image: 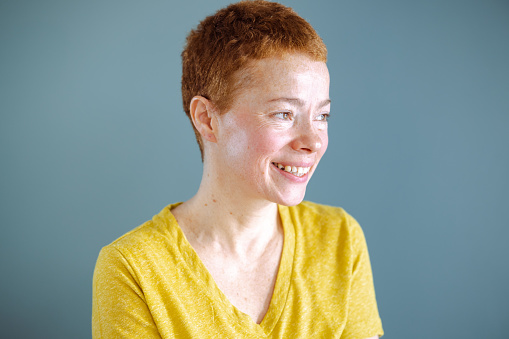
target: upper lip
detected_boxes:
[272,161,314,168]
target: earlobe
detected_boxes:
[190,96,218,143]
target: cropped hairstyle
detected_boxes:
[181,0,327,159]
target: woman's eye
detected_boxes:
[317,113,330,121]
[274,112,292,120]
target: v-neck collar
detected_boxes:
[160,203,295,336]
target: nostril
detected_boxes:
[290,133,323,153]
[301,142,321,153]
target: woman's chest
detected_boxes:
[199,248,282,324]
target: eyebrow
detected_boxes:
[267,97,331,108]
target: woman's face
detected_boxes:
[211,53,330,206]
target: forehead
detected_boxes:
[232,53,330,104]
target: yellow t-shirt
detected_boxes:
[92,201,383,338]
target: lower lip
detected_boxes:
[271,163,310,183]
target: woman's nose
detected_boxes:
[290,123,324,153]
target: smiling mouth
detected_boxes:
[272,162,311,177]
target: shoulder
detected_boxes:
[289,200,347,217]
[283,200,368,258]
[96,203,180,267]
[106,220,162,256]
[286,200,363,236]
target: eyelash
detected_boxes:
[274,111,292,120]
[273,111,330,122]
[317,113,330,122]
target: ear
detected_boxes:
[189,96,218,143]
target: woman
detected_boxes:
[92,1,383,338]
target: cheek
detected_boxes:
[221,119,251,158]
[222,125,275,164]
[254,131,284,154]
[219,112,285,164]
[224,132,247,158]
[238,123,280,153]
[319,132,329,157]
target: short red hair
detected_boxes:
[181,0,327,159]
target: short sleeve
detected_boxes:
[92,245,162,338]
[341,216,384,339]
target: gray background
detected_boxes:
[1,0,508,338]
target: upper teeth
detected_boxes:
[273,162,311,177]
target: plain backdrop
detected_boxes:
[1,0,508,338]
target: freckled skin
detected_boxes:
[210,53,330,207]
[171,53,330,324]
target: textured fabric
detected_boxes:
[92,201,383,338]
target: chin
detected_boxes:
[279,200,304,207]
[272,190,307,207]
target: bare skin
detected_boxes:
[173,55,380,339]
[172,199,283,324]
[173,53,331,324]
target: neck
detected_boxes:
[172,162,282,257]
